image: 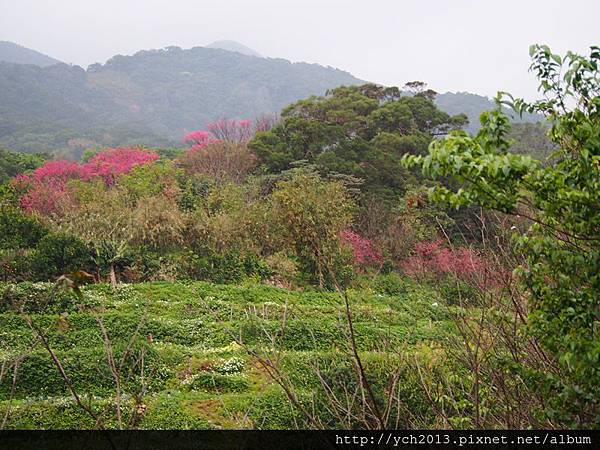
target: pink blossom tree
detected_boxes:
[400,240,503,290]
[80,147,159,185]
[183,130,215,152]
[14,148,159,215]
[340,230,383,270]
[13,161,83,215]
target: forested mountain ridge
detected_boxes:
[0,45,363,155]
[0,41,62,67]
[0,42,541,156]
[435,91,541,133]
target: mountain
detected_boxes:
[0,45,363,155]
[436,91,541,133]
[0,41,62,67]
[0,42,541,156]
[206,40,262,57]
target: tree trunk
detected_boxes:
[109,264,117,288]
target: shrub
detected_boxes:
[29,233,92,281]
[264,253,298,288]
[370,273,410,296]
[193,252,270,284]
[80,147,159,185]
[0,249,32,282]
[214,356,245,375]
[0,281,81,313]
[401,46,600,426]
[400,240,500,291]
[177,141,257,184]
[0,206,48,250]
[139,393,211,429]
[14,148,159,215]
[186,373,249,393]
[270,171,354,287]
[437,279,480,306]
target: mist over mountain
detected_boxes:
[0,41,62,67]
[206,40,263,57]
[0,41,540,156]
[435,91,541,134]
[0,44,362,154]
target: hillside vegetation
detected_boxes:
[0,44,597,430]
[0,46,362,155]
[435,91,541,133]
[0,41,62,67]
[0,42,542,157]
[0,280,449,429]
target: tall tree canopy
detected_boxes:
[250,83,467,199]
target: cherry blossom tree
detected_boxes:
[14,148,159,215]
[340,230,383,269]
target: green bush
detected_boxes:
[370,273,410,296]
[0,397,130,429]
[29,233,92,281]
[193,252,271,284]
[0,249,32,282]
[0,206,47,250]
[139,392,211,429]
[0,282,80,313]
[246,388,306,429]
[0,344,172,399]
[437,278,480,306]
[186,373,249,393]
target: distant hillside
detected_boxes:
[0,45,363,154]
[436,91,541,133]
[0,41,62,67]
[206,40,262,57]
[0,42,542,156]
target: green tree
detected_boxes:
[402,45,600,427]
[250,83,467,200]
[270,171,354,286]
[0,205,48,250]
[29,233,91,281]
[0,148,47,184]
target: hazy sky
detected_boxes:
[1,0,598,99]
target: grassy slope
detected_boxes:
[0,281,450,429]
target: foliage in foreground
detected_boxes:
[0,280,448,429]
[403,45,600,427]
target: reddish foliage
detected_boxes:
[13,160,84,215]
[14,148,158,215]
[21,160,82,182]
[80,148,159,185]
[401,240,502,290]
[340,230,383,269]
[183,130,216,151]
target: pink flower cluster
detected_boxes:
[14,148,158,215]
[81,148,159,185]
[183,130,215,152]
[401,240,501,290]
[340,230,383,269]
[183,118,255,152]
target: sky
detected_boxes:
[1,0,598,99]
